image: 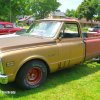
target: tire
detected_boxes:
[16,60,47,90]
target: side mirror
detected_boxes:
[58,35,63,41]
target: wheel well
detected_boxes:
[16,58,50,79]
[33,58,50,73]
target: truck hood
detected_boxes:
[0,34,56,52]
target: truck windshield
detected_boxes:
[25,21,62,38]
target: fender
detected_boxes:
[13,55,50,80]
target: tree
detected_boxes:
[30,0,61,19]
[65,9,78,18]
[92,0,100,21]
[94,15,100,21]
[0,0,33,22]
[89,0,99,14]
[0,0,61,22]
[77,0,98,27]
[0,0,10,21]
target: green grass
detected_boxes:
[66,26,89,33]
[22,25,30,28]
[82,27,89,32]
[18,25,30,28]
[0,60,100,100]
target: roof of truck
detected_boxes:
[37,18,79,22]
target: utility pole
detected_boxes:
[10,0,11,22]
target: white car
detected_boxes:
[88,26,100,32]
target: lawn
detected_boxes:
[0,60,100,100]
[82,27,89,32]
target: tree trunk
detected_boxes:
[43,10,45,19]
[91,19,93,28]
[40,10,42,19]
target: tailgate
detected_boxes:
[84,37,100,61]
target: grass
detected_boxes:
[18,25,30,28]
[22,25,30,28]
[0,60,100,100]
[82,27,89,32]
[66,26,89,33]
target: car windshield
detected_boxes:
[24,21,62,38]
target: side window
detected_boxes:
[60,23,80,38]
[5,24,13,28]
[0,24,4,28]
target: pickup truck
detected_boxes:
[0,19,100,90]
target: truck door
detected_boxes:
[57,22,85,69]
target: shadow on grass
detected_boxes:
[0,60,100,99]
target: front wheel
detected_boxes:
[16,60,47,90]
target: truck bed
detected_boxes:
[84,37,100,61]
[86,32,100,38]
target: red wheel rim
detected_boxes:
[26,68,42,85]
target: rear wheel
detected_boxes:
[16,60,47,90]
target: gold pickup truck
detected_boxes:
[0,19,100,90]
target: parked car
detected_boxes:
[0,22,21,35]
[88,26,100,32]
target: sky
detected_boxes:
[58,0,83,12]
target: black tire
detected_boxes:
[16,60,47,90]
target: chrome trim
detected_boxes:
[0,58,4,74]
[0,56,8,84]
[0,75,8,84]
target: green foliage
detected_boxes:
[93,0,100,21]
[0,0,33,22]
[77,0,99,27]
[89,0,99,15]
[94,15,100,21]
[0,0,61,22]
[82,27,89,30]
[30,0,61,19]
[65,9,78,18]
[82,27,89,32]
[0,0,10,21]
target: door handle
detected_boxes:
[79,42,83,44]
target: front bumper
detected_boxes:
[0,74,8,84]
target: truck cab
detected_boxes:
[55,20,85,69]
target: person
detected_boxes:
[97,29,100,34]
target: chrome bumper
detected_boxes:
[0,74,8,84]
